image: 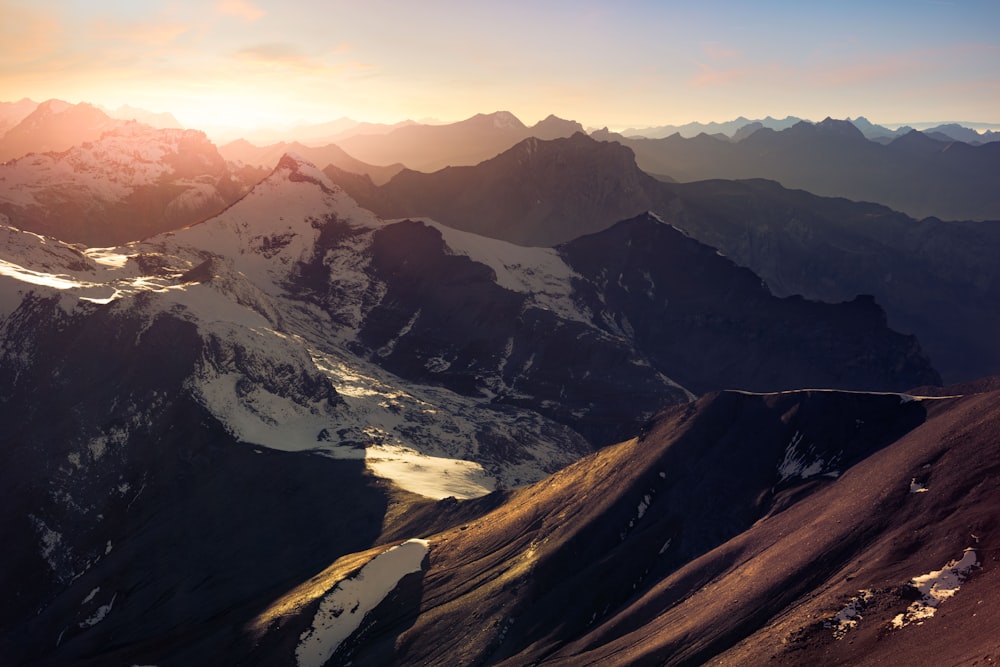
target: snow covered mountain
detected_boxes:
[0,122,265,245]
[0,152,941,664]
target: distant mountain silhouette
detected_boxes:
[219,138,404,184]
[621,115,804,138]
[335,132,654,245]
[336,111,585,172]
[0,98,38,138]
[327,132,1000,384]
[0,99,123,162]
[106,104,183,129]
[594,118,1000,221]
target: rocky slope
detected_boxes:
[236,384,1000,667]
[30,383,991,666]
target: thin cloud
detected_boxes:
[702,42,741,61]
[217,0,265,22]
[689,63,747,87]
[0,5,63,65]
[234,44,323,69]
[90,20,189,47]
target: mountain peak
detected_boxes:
[815,117,867,139]
[532,114,585,138]
[273,152,338,191]
[474,110,525,130]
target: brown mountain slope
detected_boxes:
[244,387,1000,666]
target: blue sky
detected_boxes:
[1,0,997,133]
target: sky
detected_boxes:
[1,0,998,136]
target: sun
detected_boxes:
[168,94,297,134]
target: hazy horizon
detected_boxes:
[2,0,997,137]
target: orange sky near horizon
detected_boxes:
[2,0,998,138]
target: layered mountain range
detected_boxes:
[329,132,1000,385]
[1,98,998,666]
[595,118,1000,222]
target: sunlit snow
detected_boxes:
[891,547,979,629]
[296,539,429,667]
[365,445,495,499]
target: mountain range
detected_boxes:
[329,131,1000,385]
[1,97,998,665]
[335,111,585,172]
[621,114,1000,144]
[594,118,1000,222]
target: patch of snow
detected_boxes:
[636,494,652,519]
[31,517,63,573]
[418,219,592,324]
[910,478,929,493]
[825,589,873,639]
[0,258,90,290]
[296,539,429,667]
[891,548,979,629]
[79,593,116,628]
[364,444,495,499]
[82,587,100,604]
[376,309,420,358]
[777,430,835,481]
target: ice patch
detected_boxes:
[296,539,429,667]
[891,548,979,629]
